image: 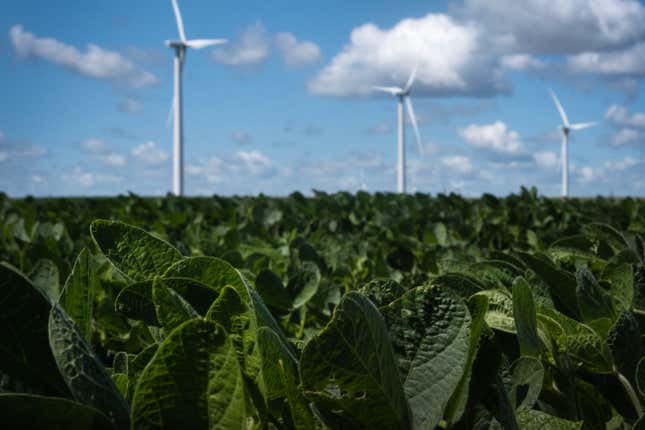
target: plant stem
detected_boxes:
[616,370,643,418]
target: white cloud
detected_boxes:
[81,138,107,153]
[212,22,269,66]
[100,153,127,167]
[567,42,645,76]
[441,155,472,174]
[533,151,559,169]
[0,151,7,162]
[233,151,273,176]
[458,121,522,154]
[131,141,169,165]
[118,97,143,114]
[15,146,47,158]
[31,175,47,185]
[461,0,645,54]
[604,156,638,170]
[611,128,642,146]
[10,25,158,88]
[231,130,253,145]
[501,54,545,71]
[64,166,95,188]
[579,166,598,183]
[367,122,392,135]
[275,33,321,66]
[605,104,645,128]
[308,14,506,97]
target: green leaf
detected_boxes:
[509,357,543,410]
[131,319,248,430]
[637,357,645,396]
[152,279,199,334]
[360,278,405,308]
[444,294,489,425]
[512,277,540,357]
[607,311,642,380]
[255,269,291,312]
[0,262,68,396]
[290,261,321,309]
[60,249,97,342]
[29,259,60,302]
[90,220,183,282]
[601,263,633,314]
[0,393,113,430]
[515,409,582,429]
[576,267,616,323]
[473,289,515,333]
[582,223,629,253]
[381,285,470,430]
[300,291,410,430]
[49,303,130,429]
[515,251,579,318]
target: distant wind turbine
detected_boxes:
[373,65,424,194]
[548,89,597,198]
[166,0,227,196]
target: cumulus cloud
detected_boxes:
[131,141,169,165]
[212,22,269,66]
[100,153,127,167]
[10,25,158,88]
[231,130,253,145]
[118,97,143,114]
[533,151,559,169]
[188,150,275,185]
[460,0,645,54]
[0,151,7,162]
[275,32,321,66]
[367,122,392,135]
[604,156,638,171]
[81,138,107,153]
[567,42,645,76]
[501,54,545,71]
[458,121,522,154]
[611,128,642,146]
[308,14,507,97]
[441,155,472,174]
[605,104,645,128]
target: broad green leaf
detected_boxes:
[444,294,489,425]
[300,291,410,430]
[90,220,183,281]
[537,308,614,374]
[112,373,129,399]
[49,303,130,429]
[290,261,321,308]
[515,251,579,318]
[0,262,68,396]
[0,393,113,430]
[509,357,543,410]
[152,279,199,334]
[256,327,318,429]
[576,267,616,323]
[638,357,645,396]
[360,278,405,307]
[601,263,633,313]
[583,223,629,253]
[607,311,642,381]
[60,249,96,342]
[516,409,582,429]
[29,258,60,302]
[473,289,515,333]
[381,285,470,430]
[131,319,248,430]
[254,269,291,312]
[432,273,484,298]
[512,277,540,357]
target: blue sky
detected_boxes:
[1,0,643,197]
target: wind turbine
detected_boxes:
[548,89,597,198]
[373,65,423,194]
[166,0,227,196]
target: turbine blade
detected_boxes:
[405,97,423,156]
[548,88,570,127]
[167,95,175,128]
[171,0,187,42]
[372,86,402,95]
[185,38,228,49]
[403,62,418,93]
[569,121,598,131]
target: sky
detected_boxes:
[1,0,644,198]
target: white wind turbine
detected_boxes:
[166,0,227,196]
[548,89,597,198]
[373,65,424,194]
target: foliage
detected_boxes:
[0,188,644,429]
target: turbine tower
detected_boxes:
[166,0,226,196]
[548,89,597,198]
[373,65,423,194]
